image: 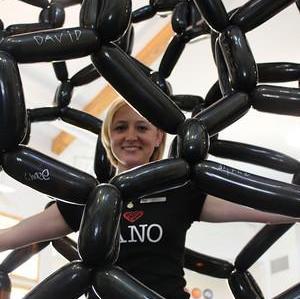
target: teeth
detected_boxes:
[123,146,141,150]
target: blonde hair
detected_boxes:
[101,98,166,167]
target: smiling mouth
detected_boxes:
[122,146,142,151]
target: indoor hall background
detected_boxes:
[0,0,299,298]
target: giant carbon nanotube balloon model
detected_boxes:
[0,0,300,298]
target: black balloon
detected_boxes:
[219,26,257,92]
[209,139,300,173]
[23,262,92,299]
[95,0,131,42]
[1,28,100,63]
[230,0,295,33]
[53,61,68,81]
[54,81,73,108]
[215,40,233,96]
[86,288,100,299]
[159,35,186,78]
[70,64,100,86]
[150,0,180,11]
[92,44,185,134]
[19,0,49,8]
[60,107,102,134]
[244,271,265,299]
[195,92,250,136]
[297,0,300,11]
[0,51,26,151]
[235,224,293,271]
[258,62,300,83]
[28,107,60,122]
[184,248,233,278]
[115,24,135,55]
[177,118,209,163]
[210,29,218,63]
[52,237,79,261]
[183,20,211,42]
[110,158,190,200]
[5,23,53,35]
[228,270,264,299]
[150,72,172,95]
[171,94,204,112]
[79,0,100,29]
[205,81,222,107]
[131,57,152,75]
[93,266,165,299]
[94,132,115,183]
[2,145,97,205]
[0,242,49,273]
[191,102,206,117]
[21,115,31,146]
[251,85,300,116]
[132,5,156,23]
[39,3,65,28]
[192,0,229,32]
[55,0,83,8]
[189,0,203,27]
[78,184,122,266]
[171,1,189,34]
[193,160,300,217]
[273,282,300,299]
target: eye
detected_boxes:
[137,125,149,132]
[113,124,127,132]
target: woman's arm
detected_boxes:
[0,203,72,252]
[200,195,300,224]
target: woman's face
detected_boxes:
[110,104,163,172]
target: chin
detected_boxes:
[125,159,147,169]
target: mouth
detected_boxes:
[122,146,142,151]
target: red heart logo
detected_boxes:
[123,211,144,223]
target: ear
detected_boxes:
[155,129,164,147]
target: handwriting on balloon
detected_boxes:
[25,169,50,181]
[33,29,82,46]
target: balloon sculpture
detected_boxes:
[0,0,300,298]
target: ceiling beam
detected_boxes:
[51,22,173,155]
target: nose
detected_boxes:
[125,126,138,141]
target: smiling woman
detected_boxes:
[102,99,166,173]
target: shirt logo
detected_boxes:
[120,224,163,243]
[123,211,144,223]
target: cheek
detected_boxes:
[144,135,158,151]
[110,141,120,155]
[110,133,120,146]
[109,138,120,156]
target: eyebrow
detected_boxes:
[113,120,127,124]
[136,120,150,125]
[113,120,149,125]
